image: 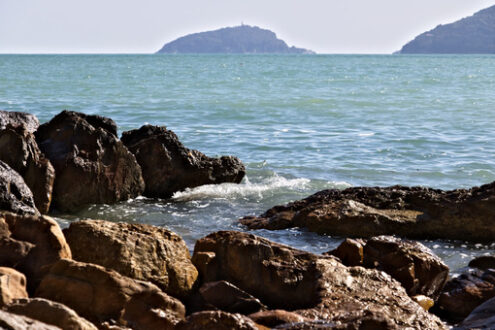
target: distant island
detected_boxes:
[156,25,315,54]
[399,5,495,54]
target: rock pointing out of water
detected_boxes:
[0,110,40,134]
[0,161,38,215]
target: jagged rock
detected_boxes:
[325,238,364,267]
[36,259,185,329]
[0,125,54,213]
[249,310,310,328]
[192,231,446,329]
[240,183,495,242]
[455,296,495,330]
[0,267,28,306]
[0,161,38,215]
[0,110,39,133]
[199,280,265,314]
[175,311,259,330]
[121,125,245,198]
[6,298,97,330]
[35,110,144,212]
[0,212,71,293]
[64,220,198,299]
[469,255,495,271]
[0,309,60,330]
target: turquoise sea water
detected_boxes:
[1,54,494,272]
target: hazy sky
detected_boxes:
[1,0,494,54]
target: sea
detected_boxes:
[1,54,494,274]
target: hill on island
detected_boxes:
[399,5,495,54]
[157,25,315,54]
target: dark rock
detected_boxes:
[0,125,55,213]
[0,110,39,133]
[469,255,495,271]
[455,296,495,330]
[325,238,364,267]
[240,183,495,242]
[175,311,260,330]
[0,267,28,306]
[35,110,144,212]
[121,125,245,198]
[0,161,38,215]
[0,309,60,330]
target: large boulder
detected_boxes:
[192,231,446,329]
[64,220,198,299]
[455,296,495,330]
[0,267,28,306]
[0,212,71,292]
[0,125,55,213]
[175,311,260,330]
[35,110,144,212]
[240,183,495,242]
[0,110,39,133]
[36,259,185,329]
[0,161,38,215]
[0,309,60,330]
[121,125,245,198]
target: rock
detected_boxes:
[36,259,185,329]
[240,183,495,242]
[0,110,39,133]
[6,298,97,330]
[121,125,245,198]
[0,212,71,293]
[437,268,495,322]
[35,110,144,212]
[0,267,28,306]
[249,310,310,328]
[455,296,495,330]
[412,295,435,311]
[192,231,446,329]
[64,220,198,299]
[325,238,364,267]
[0,309,60,330]
[0,125,55,213]
[0,161,38,215]
[175,311,260,330]
[199,280,265,314]
[469,255,495,271]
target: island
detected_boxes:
[399,4,495,54]
[156,25,315,54]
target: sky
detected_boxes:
[1,0,494,54]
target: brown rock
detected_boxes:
[0,125,55,213]
[64,220,198,299]
[121,125,245,198]
[240,183,495,242]
[455,296,495,330]
[36,259,185,329]
[6,298,97,330]
[469,255,495,271]
[0,309,60,330]
[175,311,259,330]
[0,212,71,293]
[192,231,446,329]
[0,110,39,133]
[249,310,310,328]
[0,161,38,215]
[0,267,28,306]
[35,110,144,212]
[325,238,364,267]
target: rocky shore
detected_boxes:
[0,109,493,329]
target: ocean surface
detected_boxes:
[1,54,494,273]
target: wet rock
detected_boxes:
[175,311,259,330]
[36,259,185,329]
[199,280,265,314]
[249,310,310,328]
[192,231,446,329]
[455,296,495,330]
[325,238,364,267]
[6,298,97,330]
[64,220,198,299]
[35,110,144,212]
[469,255,495,271]
[0,161,38,215]
[0,110,39,133]
[0,125,55,213]
[240,183,495,242]
[121,125,245,198]
[0,309,60,330]
[437,268,495,322]
[0,212,71,293]
[0,267,28,306]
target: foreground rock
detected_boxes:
[175,311,260,330]
[6,298,97,330]
[0,125,55,213]
[0,161,38,215]
[0,212,71,292]
[64,220,198,299]
[121,125,245,198]
[36,259,185,329]
[241,183,495,242]
[0,110,39,133]
[192,231,446,328]
[0,267,28,306]
[35,110,144,212]
[0,309,59,330]
[455,296,495,330]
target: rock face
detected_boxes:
[192,231,446,329]
[64,220,198,299]
[121,125,245,198]
[0,267,28,306]
[0,212,71,292]
[6,298,97,330]
[35,110,144,212]
[0,110,39,133]
[0,125,55,214]
[36,259,185,329]
[157,25,314,54]
[0,161,38,215]
[0,309,60,330]
[175,311,259,330]
[240,183,495,242]
[455,296,495,330]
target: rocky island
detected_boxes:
[156,25,315,54]
[399,4,495,54]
